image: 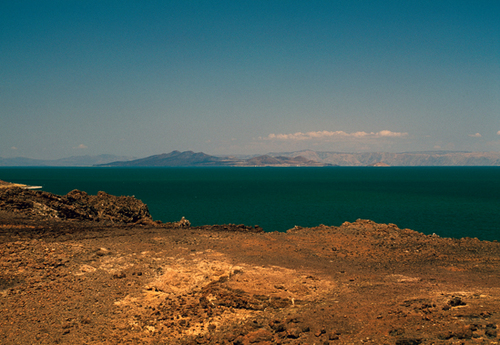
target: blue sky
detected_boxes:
[1,0,499,159]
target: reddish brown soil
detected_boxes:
[1,197,500,344]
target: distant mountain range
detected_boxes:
[268,150,500,166]
[2,150,500,167]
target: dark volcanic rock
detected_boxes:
[447,296,467,307]
[0,187,153,224]
[396,338,423,345]
[195,224,264,233]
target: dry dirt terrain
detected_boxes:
[0,185,499,345]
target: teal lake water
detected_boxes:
[1,167,499,241]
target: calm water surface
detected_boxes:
[1,167,499,241]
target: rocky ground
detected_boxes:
[0,186,499,344]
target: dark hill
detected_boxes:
[97,151,328,167]
[98,151,230,167]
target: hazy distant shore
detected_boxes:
[2,150,500,167]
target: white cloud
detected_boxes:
[468,133,482,137]
[497,131,500,135]
[11,146,17,150]
[74,144,88,149]
[377,130,408,137]
[266,130,408,141]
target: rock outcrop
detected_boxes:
[0,187,153,224]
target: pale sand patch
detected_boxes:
[114,250,336,339]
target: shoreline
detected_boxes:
[0,180,42,190]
